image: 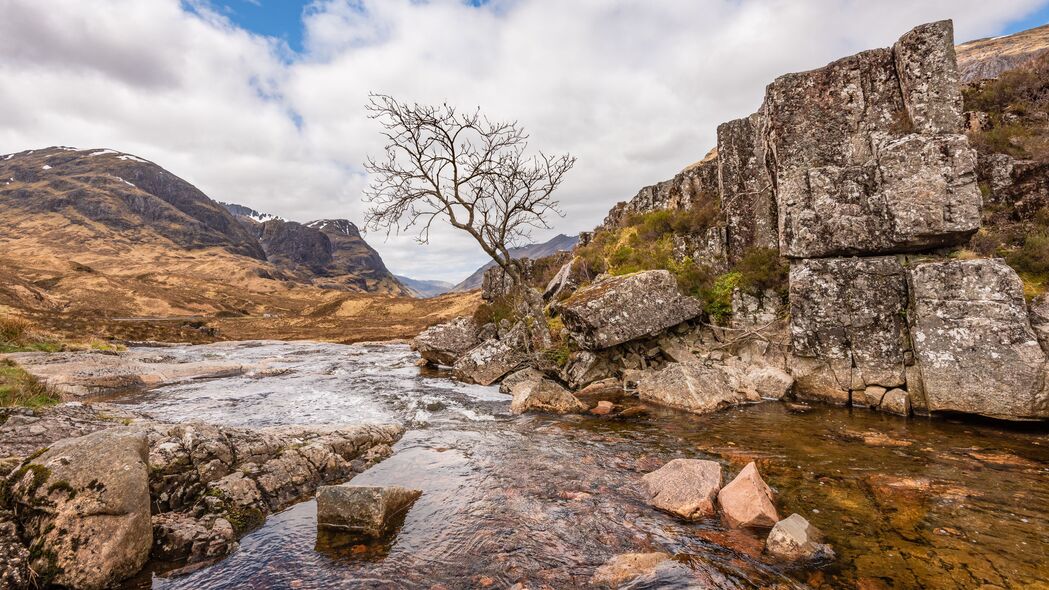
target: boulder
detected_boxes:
[641,458,723,520]
[880,388,911,416]
[553,270,703,350]
[452,323,528,386]
[411,316,479,367]
[562,350,616,389]
[498,367,544,395]
[543,257,585,302]
[731,288,785,330]
[589,401,615,416]
[789,256,909,404]
[717,462,779,529]
[591,552,672,587]
[907,259,1048,419]
[765,20,979,259]
[743,365,794,400]
[316,485,422,538]
[6,428,152,590]
[510,378,587,415]
[638,363,754,415]
[766,513,835,563]
[862,386,888,408]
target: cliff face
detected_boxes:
[578,20,1048,420]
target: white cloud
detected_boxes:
[0,0,1044,281]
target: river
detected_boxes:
[110,340,1048,589]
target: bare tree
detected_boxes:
[363,93,575,333]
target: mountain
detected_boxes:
[452,234,579,292]
[0,147,418,326]
[956,23,1049,82]
[220,205,406,295]
[395,275,456,298]
[1,147,266,260]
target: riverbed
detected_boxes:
[110,340,1049,589]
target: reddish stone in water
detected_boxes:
[717,462,780,529]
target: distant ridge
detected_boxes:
[452,233,579,292]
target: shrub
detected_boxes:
[735,247,789,296]
[473,295,517,326]
[1007,233,1049,278]
[702,272,741,324]
[0,316,29,344]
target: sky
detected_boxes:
[1,1,1047,282]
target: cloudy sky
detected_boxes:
[1,0,1047,282]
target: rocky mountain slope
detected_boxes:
[956,22,1049,82]
[452,234,579,291]
[220,203,406,295]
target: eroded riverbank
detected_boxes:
[76,340,1049,590]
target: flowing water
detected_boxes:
[112,341,1049,589]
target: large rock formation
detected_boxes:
[766,21,980,259]
[907,259,1048,419]
[554,270,703,349]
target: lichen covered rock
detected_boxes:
[638,362,756,415]
[411,316,480,367]
[6,428,152,590]
[452,322,529,386]
[907,258,1048,419]
[766,20,980,259]
[554,270,703,350]
[642,458,723,520]
[509,378,587,415]
[789,257,909,404]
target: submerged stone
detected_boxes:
[766,513,835,563]
[591,552,672,587]
[316,485,422,538]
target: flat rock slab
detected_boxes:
[316,485,422,538]
[591,552,671,587]
[1,350,250,398]
[642,458,723,520]
[553,270,703,350]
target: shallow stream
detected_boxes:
[112,341,1048,589]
